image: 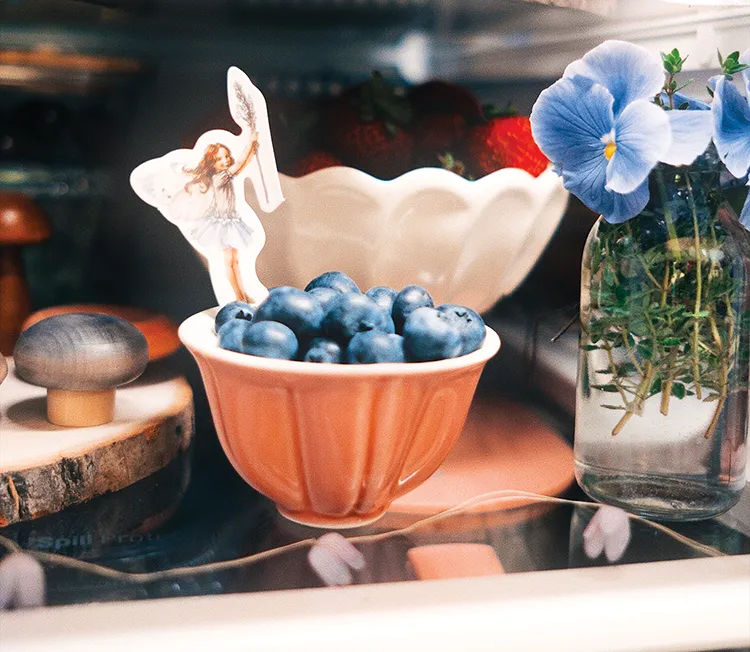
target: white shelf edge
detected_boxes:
[2,555,749,652]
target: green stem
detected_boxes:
[619,328,644,376]
[601,337,631,408]
[656,167,682,262]
[687,176,703,399]
[660,350,678,416]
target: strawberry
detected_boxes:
[290,151,342,177]
[412,113,467,165]
[324,72,414,179]
[465,115,548,178]
[408,81,483,122]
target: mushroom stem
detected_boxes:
[47,388,116,427]
[0,246,31,356]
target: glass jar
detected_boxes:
[575,150,750,521]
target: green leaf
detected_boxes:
[671,382,686,399]
[678,102,690,110]
[703,394,722,403]
[581,344,601,351]
[662,337,684,346]
[591,384,620,393]
[600,405,627,411]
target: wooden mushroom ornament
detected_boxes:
[13,313,148,427]
[0,355,7,386]
[0,193,51,356]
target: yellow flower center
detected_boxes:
[604,141,617,160]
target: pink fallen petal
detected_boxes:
[0,553,46,609]
[308,543,353,586]
[583,506,631,563]
[317,533,366,571]
[599,507,631,562]
[582,520,605,559]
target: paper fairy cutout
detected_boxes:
[130,67,283,306]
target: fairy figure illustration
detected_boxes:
[130,67,284,306]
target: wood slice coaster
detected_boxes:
[0,357,194,526]
[386,398,574,527]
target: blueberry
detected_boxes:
[215,300,255,332]
[241,321,298,359]
[366,286,398,314]
[403,307,462,362]
[307,287,339,312]
[217,318,254,353]
[392,285,434,333]
[436,304,486,355]
[304,271,361,295]
[302,337,343,363]
[322,293,395,342]
[347,332,405,364]
[254,286,324,341]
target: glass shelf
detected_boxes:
[1,396,747,607]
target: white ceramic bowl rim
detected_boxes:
[282,164,555,192]
[179,308,501,377]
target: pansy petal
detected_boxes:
[564,40,665,116]
[707,75,723,94]
[606,100,670,194]
[560,148,610,214]
[659,91,711,111]
[607,180,651,224]
[713,77,750,178]
[661,108,714,166]
[740,182,750,231]
[740,49,750,98]
[531,76,614,168]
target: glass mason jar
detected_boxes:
[575,150,750,521]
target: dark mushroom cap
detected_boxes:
[13,313,148,391]
[0,355,7,385]
[0,194,51,245]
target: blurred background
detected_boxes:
[1,0,747,322]
[1,0,748,441]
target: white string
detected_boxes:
[0,490,724,585]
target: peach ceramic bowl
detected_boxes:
[179,308,500,529]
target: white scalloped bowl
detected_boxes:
[246,166,568,314]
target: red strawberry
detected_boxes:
[324,72,414,179]
[466,115,548,178]
[412,113,467,164]
[290,151,342,177]
[409,81,483,121]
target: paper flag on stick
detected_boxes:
[130,67,284,306]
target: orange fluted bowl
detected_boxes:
[179,308,500,529]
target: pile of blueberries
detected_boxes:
[215,271,485,364]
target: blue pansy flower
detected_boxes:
[713,49,750,227]
[530,40,714,224]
